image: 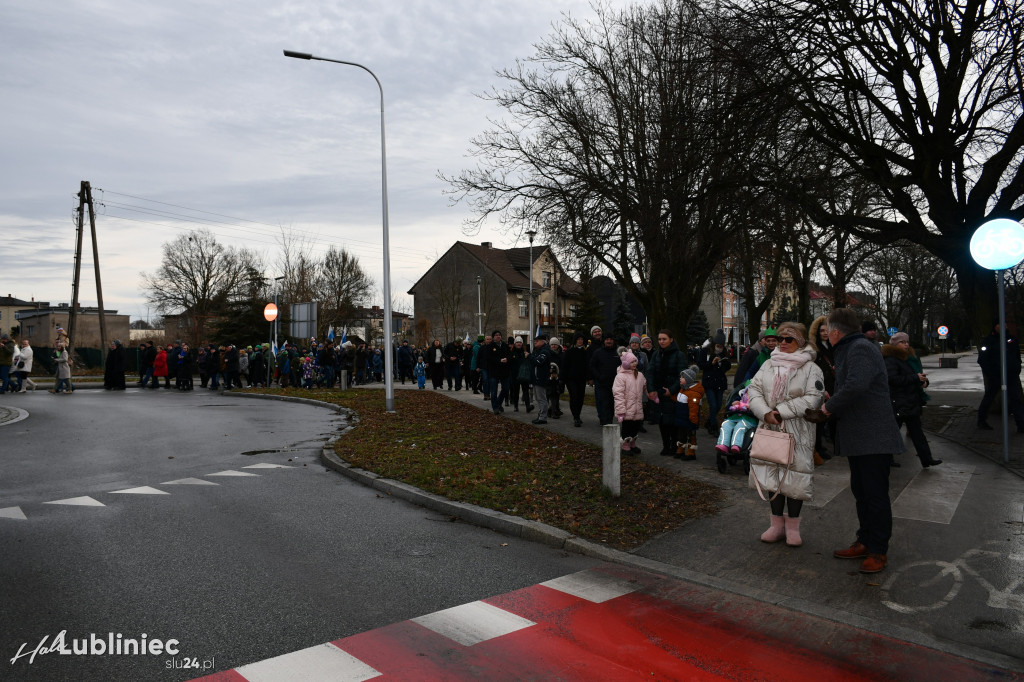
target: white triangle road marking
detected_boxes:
[44,496,105,507]
[206,470,261,477]
[243,463,294,469]
[0,506,28,520]
[162,478,220,486]
[109,486,169,495]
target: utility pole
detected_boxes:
[68,185,86,351]
[83,183,108,363]
[67,181,108,366]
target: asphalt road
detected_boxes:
[0,388,596,681]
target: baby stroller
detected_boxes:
[715,383,753,475]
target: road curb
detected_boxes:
[222,389,1024,674]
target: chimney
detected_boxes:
[481,241,492,248]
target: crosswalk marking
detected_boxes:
[0,506,27,520]
[44,496,105,507]
[162,478,220,485]
[541,569,638,603]
[411,600,536,646]
[110,486,169,495]
[206,470,261,477]
[234,642,380,682]
[892,464,976,524]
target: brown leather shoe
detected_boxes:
[833,542,868,559]
[859,553,888,573]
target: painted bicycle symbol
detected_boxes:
[881,544,1024,615]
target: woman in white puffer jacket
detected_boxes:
[747,321,823,547]
[15,339,35,392]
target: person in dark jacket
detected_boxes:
[976,321,1024,431]
[103,340,127,390]
[509,336,533,413]
[808,315,836,459]
[223,344,240,390]
[698,330,731,436]
[589,335,621,425]
[460,339,474,391]
[883,333,940,468]
[547,337,564,418]
[815,308,905,575]
[425,339,445,389]
[529,334,553,423]
[562,333,589,427]
[196,346,210,388]
[443,339,463,390]
[397,340,414,385]
[646,329,687,456]
[483,330,512,414]
[249,346,265,388]
[734,329,777,388]
[139,341,158,389]
[176,343,194,391]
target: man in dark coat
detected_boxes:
[817,308,905,575]
[139,341,157,389]
[483,330,512,415]
[976,321,1024,431]
[443,339,463,390]
[397,340,414,385]
[589,335,621,425]
[529,334,553,424]
[103,340,127,390]
[562,333,590,427]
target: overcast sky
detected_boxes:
[0,0,625,322]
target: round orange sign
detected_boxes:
[263,303,279,322]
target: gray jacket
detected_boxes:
[824,333,905,457]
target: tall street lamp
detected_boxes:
[476,275,483,336]
[284,49,395,412]
[970,218,1024,463]
[526,229,537,343]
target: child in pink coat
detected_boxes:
[613,350,647,454]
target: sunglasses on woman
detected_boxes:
[779,336,798,343]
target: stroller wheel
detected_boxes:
[716,453,727,474]
[742,457,750,475]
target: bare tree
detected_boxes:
[728,0,1024,337]
[314,246,373,336]
[139,228,261,343]
[445,0,788,334]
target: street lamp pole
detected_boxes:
[526,230,537,343]
[970,218,1024,464]
[476,275,483,336]
[284,49,395,412]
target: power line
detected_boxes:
[95,187,428,259]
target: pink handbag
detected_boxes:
[749,423,795,501]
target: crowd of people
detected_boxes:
[0,312,1000,577]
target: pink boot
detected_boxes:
[620,438,632,453]
[714,444,729,454]
[760,514,786,543]
[785,516,802,547]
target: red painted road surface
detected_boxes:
[193,565,1020,681]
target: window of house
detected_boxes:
[570,303,579,317]
[542,271,552,287]
[519,299,528,317]
[543,302,551,319]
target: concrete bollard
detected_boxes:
[339,370,349,390]
[602,423,621,498]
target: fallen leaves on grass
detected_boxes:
[253,387,723,550]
